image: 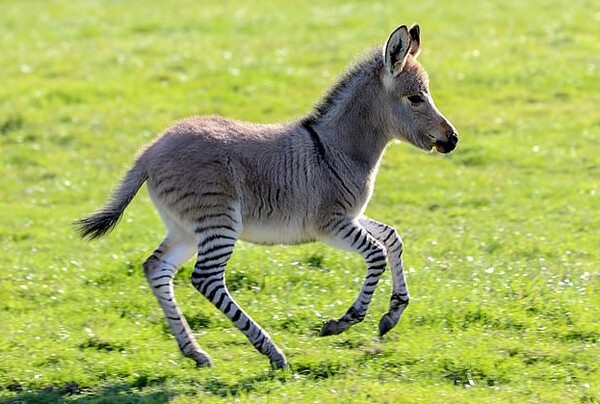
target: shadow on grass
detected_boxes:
[199,360,346,397]
[2,361,345,402]
[1,382,173,404]
[200,370,288,398]
[1,371,285,403]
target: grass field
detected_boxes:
[1,0,599,402]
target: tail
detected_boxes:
[75,159,148,240]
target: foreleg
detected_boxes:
[319,218,388,336]
[359,217,410,337]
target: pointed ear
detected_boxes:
[408,24,421,58]
[384,25,410,77]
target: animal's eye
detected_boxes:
[407,95,425,104]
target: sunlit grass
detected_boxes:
[1,0,598,402]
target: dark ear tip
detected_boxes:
[390,25,408,36]
[409,24,420,41]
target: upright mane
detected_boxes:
[303,47,384,125]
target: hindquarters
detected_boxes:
[143,119,245,235]
[147,159,239,233]
[140,121,290,368]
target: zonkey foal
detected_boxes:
[77,24,458,369]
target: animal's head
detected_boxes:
[381,25,458,154]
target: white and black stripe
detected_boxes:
[189,207,287,368]
[319,218,388,336]
[360,217,410,337]
[143,243,212,366]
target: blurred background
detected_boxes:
[1,0,598,402]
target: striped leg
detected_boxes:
[143,233,212,367]
[359,217,410,337]
[190,209,288,369]
[319,219,388,336]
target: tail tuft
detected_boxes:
[74,209,123,240]
[75,159,148,241]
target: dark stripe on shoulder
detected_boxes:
[302,120,326,160]
[303,122,358,203]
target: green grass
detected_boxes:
[1,0,599,402]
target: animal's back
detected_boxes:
[144,115,282,170]
[141,115,324,243]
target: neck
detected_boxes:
[301,48,392,170]
[303,92,391,171]
[313,112,390,171]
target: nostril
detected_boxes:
[446,130,458,144]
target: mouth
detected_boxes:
[414,133,458,154]
[434,141,456,154]
[433,142,456,154]
[433,134,459,154]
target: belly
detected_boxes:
[240,219,314,246]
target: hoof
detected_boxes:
[378,301,409,337]
[270,349,288,370]
[378,313,396,337]
[195,359,213,368]
[319,319,346,337]
[270,358,289,370]
[188,351,213,368]
[269,346,288,370]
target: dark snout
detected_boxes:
[434,122,459,154]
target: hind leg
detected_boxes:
[190,201,287,369]
[144,225,212,367]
